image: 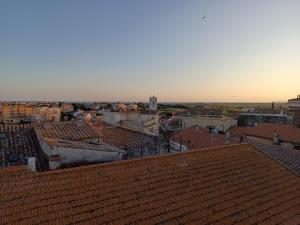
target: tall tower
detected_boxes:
[149,96,157,111]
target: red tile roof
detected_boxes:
[1,144,299,224]
[93,126,166,159]
[35,121,99,141]
[100,126,157,150]
[248,138,300,176]
[230,123,300,144]
[171,125,239,150]
[0,124,43,169]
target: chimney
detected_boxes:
[27,157,36,171]
[273,130,280,145]
[225,131,230,144]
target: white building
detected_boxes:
[149,96,158,111]
[31,107,61,123]
[35,121,124,169]
[178,115,237,133]
[102,111,159,136]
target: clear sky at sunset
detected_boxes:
[0,0,299,102]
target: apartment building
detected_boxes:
[237,112,290,127]
[288,95,300,127]
[61,103,74,112]
[102,111,159,136]
[31,107,61,123]
[1,103,32,123]
[178,114,237,133]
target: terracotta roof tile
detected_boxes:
[100,126,157,149]
[171,125,239,149]
[248,138,300,176]
[230,123,300,144]
[0,124,42,168]
[35,121,99,141]
[97,126,162,158]
[0,144,300,224]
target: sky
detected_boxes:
[0,0,299,102]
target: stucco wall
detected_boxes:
[55,146,122,164]
[180,116,237,132]
[37,135,122,169]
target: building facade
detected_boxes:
[149,96,158,111]
[1,103,32,123]
[31,107,61,123]
[102,111,159,136]
[237,113,290,127]
[178,115,237,133]
[288,95,300,128]
[61,103,74,112]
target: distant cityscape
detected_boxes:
[1,95,300,169]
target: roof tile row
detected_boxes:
[0,144,299,224]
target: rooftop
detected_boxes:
[248,138,300,176]
[1,144,300,224]
[35,121,99,141]
[239,113,287,117]
[100,126,157,150]
[97,126,164,158]
[0,124,45,170]
[44,138,125,153]
[171,125,239,150]
[230,123,300,144]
